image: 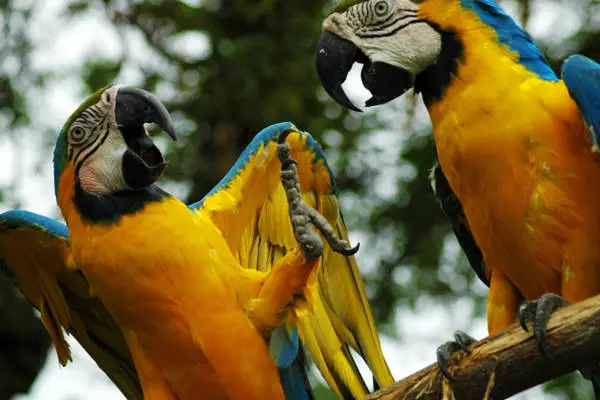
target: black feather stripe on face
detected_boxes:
[414,24,464,106]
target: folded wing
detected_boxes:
[430,163,488,286]
[563,54,600,151]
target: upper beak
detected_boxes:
[115,87,176,189]
[316,31,362,112]
[115,87,177,141]
[316,31,414,110]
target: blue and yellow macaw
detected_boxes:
[316,0,600,394]
[0,85,393,399]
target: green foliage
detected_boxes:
[543,372,595,400]
[0,2,52,397]
[67,0,364,204]
[0,1,34,128]
[82,59,123,93]
[313,384,339,400]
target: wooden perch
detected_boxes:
[366,293,600,400]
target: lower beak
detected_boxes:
[316,31,414,110]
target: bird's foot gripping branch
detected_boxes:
[277,129,359,263]
[365,293,600,400]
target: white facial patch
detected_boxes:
[73,85,130,194]
[323,0,442,77]
[364,23,442,77]
[78,131,129,194]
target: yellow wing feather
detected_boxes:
[195,126,393,398]
[0,226,72,365]
[0,216,142,399]
[1,123,387,399]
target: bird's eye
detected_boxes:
[69,126,88,144]
[374,0,390,16]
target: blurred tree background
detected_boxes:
[0,0,598,399]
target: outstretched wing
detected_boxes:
[189,122,393,399]
[0,210,141,399]
[430,163,488,286]
[563,54,600,152]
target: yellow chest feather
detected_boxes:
[425,26,600,296]
[431,73,600,297]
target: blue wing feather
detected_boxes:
[562,54,600,150]
[0,209,69,239]
[270,325,313,400]
[0,209,69,282]
[278,355,313,400]
[270,325,300,369]
[188,121,335,211]
[461,0,557,81]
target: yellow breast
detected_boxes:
[60,183,282,398]
[430,63,600,299]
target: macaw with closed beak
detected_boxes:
[315,0,600,394]
[0,85,394,399]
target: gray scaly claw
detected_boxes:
[277,130,359,262]
[519,293,569,358]
[303,206,359,255]
[520,294,600,397]
[436,330,477,381]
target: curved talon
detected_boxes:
[305,206,360,256]
[453,330,476,354]
[436,342,460,382]
[436,331,477,382]
[518,293,570,358]
[518,301,536,332]
[328,239,360,256]
[520,295,600,395]
[337,242,360,256]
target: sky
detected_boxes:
[3,0,587,399]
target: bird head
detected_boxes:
[316,0,443,110]
[53,85,176,203]
[316,0,556,110]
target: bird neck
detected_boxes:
[57,164,170,226]
[415,0,557,107]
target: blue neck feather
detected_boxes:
[461,0,558,82]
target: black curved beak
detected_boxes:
[316,31,414,110]
[316,31,362,112]
[115,87,177,141]
[115,87,176,189]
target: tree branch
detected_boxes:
[366,293,600,400]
